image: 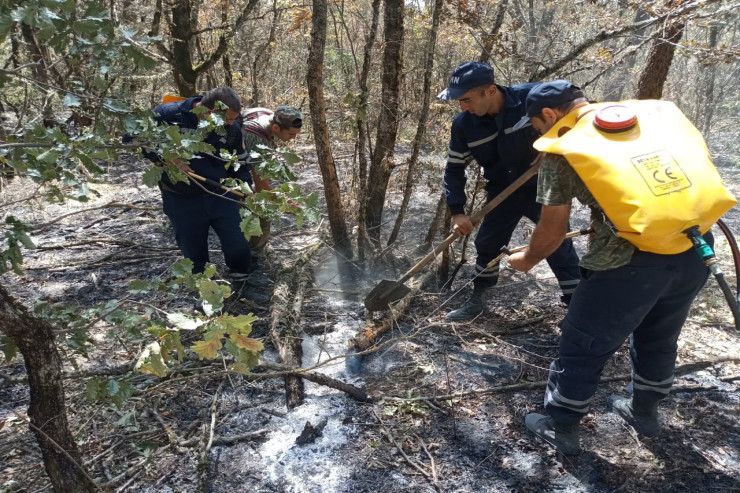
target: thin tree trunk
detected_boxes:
[249,0,279,107]
[0,285,97,492]
[20,25,61,125]
[355,0,382,262]
[387,0,442,245]
[439,206,451,285]
[700,24,719,136]
[221,2,232,88]
[307,0,353,258]
[364,0,404,246]
[479,0,508,62]
[423,191,447,246]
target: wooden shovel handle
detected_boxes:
[487,227,592,268]
[469,158,541,224]
[397,160,541,285]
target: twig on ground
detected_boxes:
[100,445,171,488]
[115,470,142,493]
[197,381,223,492]
[32,201,156,230]
[415,433,439,484]
[372,409,432,480]
[148,407,179,445]
[178,429,269,448]
[37,238,175,251]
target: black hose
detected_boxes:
[685,224,740,331]
[715,218,740,301]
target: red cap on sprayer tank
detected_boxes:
[594,104,637,132]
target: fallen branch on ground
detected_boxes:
[257,361,372,402]
[349,271,436,352]
[267,245,318,408]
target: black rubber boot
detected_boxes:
[607,395,660,437]
[230,271,273,288]
[525,413,581,456]
[446,287,487,321]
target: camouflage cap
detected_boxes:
[273,105,303,128]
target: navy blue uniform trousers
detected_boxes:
[474,186,581,297]
[161,189,253,275]
[545,234,712,425]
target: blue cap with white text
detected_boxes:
[437,62,495,100]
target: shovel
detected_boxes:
[364,161,541,311]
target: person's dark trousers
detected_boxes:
[544,234,712,426]
[473,186,581,296]
[161,189,254,275]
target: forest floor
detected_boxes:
[1,145,740,493]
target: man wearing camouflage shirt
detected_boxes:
[508,80,712,456]
[240,105,302,252]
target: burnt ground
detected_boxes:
[1,147,739,493]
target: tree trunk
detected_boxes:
[438,206,452,285]
[699,24,719,136]
[423,191,447,246]
[307,0,353,258]
[364,0,404,246]
[20,25,61,126]
[0,285,97,492]
[355,0,382,262]
[478,0,508,62]
[635,2,685,100]
[387,0,442,245]
[221,2,233,88]
[249,0,280,107]
[168,0,260,95]
[170,0,199,94]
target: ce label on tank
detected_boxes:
[631,150,692,196]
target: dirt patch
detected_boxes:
[1,151,739,492]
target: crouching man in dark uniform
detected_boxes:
[141,87,271,302]
[438,62,581,321]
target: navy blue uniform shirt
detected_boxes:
[145,97,251,197]
[443,83,541,215]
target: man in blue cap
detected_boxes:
[438,62,581,321]
[508,80,712,455]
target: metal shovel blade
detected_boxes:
[363,280,412,311]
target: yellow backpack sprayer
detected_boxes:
[536,100,739,328]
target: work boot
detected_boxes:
[446,289,487,321]
[607,395,660,437]
[525,413,581,456]
[240,290,271,305]
[230,271,273,288]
